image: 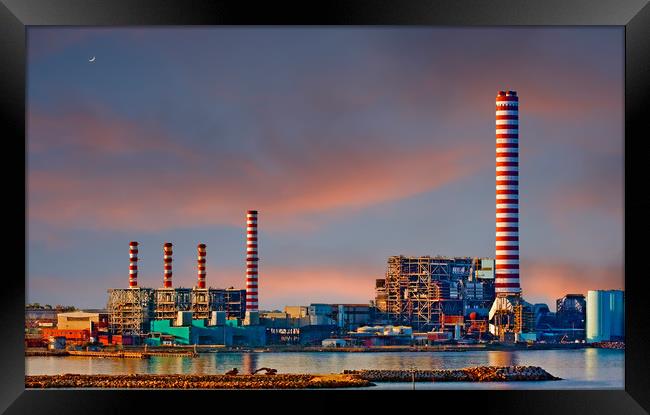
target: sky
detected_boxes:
[26,27,624,311]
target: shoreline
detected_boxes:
[26,342,619,358]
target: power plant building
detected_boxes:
[107,211,259,338]
[375,255,495,331]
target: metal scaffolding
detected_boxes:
[107,288,154,336]
[108,286,247,335]
[191,288,211,320]
[381,256,468,331]
[155,288,191,320]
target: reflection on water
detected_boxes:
[488,351,515,367]
[26,349,624,389]
[241,352,259,374]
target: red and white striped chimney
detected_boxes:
[495,90,521,296]
[197,243,206,289]
[163,242,173,288]
[245,210,259,312]
[129,241,138,288]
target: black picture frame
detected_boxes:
[2,0,649,413]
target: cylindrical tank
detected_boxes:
[586,290,612,342]
[609,290,624,339]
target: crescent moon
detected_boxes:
[89,56,96,62]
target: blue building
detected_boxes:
[586,290,624,343]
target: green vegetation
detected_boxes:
[26,303,77,312]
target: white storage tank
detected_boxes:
[587,290,624,342]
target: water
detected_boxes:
[26,349,624,389]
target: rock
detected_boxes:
[343,366,561,382]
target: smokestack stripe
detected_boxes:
[245,210,259,310]
[197,243,206,289]
[163,242,173,288]
[129,241,138,288]
[495,90,521,295]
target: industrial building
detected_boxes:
[57,311,108,331]
[146,311,265,347]
[586,290,624,343]
[555,294,586,341]
[374,255,495,331]
[372,92,535,341]
[106,211,260,340]
[285,306,308,318]
[306,303,373,329]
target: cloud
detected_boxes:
[28,106,485,233]
[520,258,623,308]
[543,154,624,230]
[245,265,378,309]
[28,107,196,161]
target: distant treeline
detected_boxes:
[25,303,77,312]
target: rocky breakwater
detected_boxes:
[591,342,624,350]
[343,366,561,382]
[25,373,373,389]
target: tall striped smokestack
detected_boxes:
[495,90,521,296]
[163,242,173,288]
[197,243,206,289]
[245,210,258,311]
[129,241,138,288]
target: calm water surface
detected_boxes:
[26,349,623,389]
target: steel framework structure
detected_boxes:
[383,256,467,331]
[191,288,211,320]
[191,288,246,320]
[107,288,154,336]
[155,288,191,320]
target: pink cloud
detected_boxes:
[520,258,623,308]
[28,108,486,233]
[543,165,623,231]
[28,108,197,161]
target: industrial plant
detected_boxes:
[25,91,624,350]
[105,210,264,346]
